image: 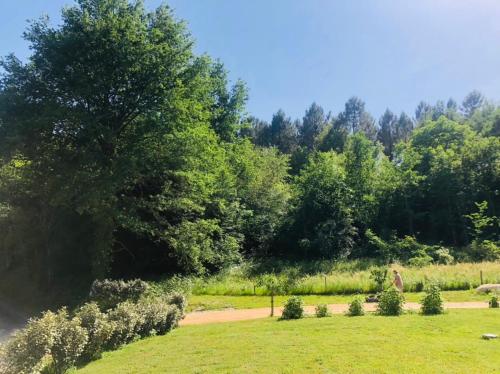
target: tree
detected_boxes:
[0,0,250,289]
[257,272,300,316]
[394,112,413,143]
[461,90,484,118]
[299,103,326,149]
[269,110,298,153]
[415,101,433,123]
[377,109,397,157]
[287,152,357,259]
[338,97,376,140]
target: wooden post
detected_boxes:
[270,294,274,317]
[480,270,484,285]
[324,276,327,292]
[253,284,256,295]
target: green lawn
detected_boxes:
[77,309,500,373]
[188,290,491,311]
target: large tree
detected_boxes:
[0,0,248,290]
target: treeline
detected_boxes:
[0,0,498,301]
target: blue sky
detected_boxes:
[1,0,500,121]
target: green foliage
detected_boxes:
[377,287,405,316]
[281,297,304,320]
[347,298,365,316]
[489,296,499,308]
[168,293,188,318]
[315,304,330,318]
[49,312,88,374]
[89,279,148,310]
[0,310,60,374]
[369,267,388,292]
[287,152,356,259]
[74,303,115,363]
[420,284,444,315]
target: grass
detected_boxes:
[76,309,500,373]
[188,261,500,296]
[187,290,491,311]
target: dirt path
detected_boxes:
[180,301,489,326]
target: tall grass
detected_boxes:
[190,261,500,296]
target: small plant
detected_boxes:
[370,267,388,293]
[347,298,365,316]
[489,295,499,308]
[420,284,444,315]
[377,287,405,316]
[281,296,304,320]
[315,304,330,318]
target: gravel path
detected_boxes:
[180,301,489,326]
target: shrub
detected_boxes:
[49,310,88,374]
[377,287,405,316]
[0,310,59,374]
[469,240,500,261]
[489,295,499,308]
[281,296,304,320]
[315,304,330,318]
[408,253,433,268]
[106,302,144,349]
[74,303,115,363]
[168,292,188,318]
[431,246,455,265]
[138,299,181,337]
[347,298,364,316]
[420,284,444,315]
[89,279,148,310]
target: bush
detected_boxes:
[49,310,88,374]
[489,295,499,308]
[281,296,304,320]
[347,298,365,316]
[106,302,144,349]
[168,292,188,318]
[377,287,405,316]
[408,254,433,268]
[315,304,330,318]
[89,279,148,310]
[74,303,115,363]
[420,284,444,315]
[0,310,59,374]
[469,240,500,261]
[138,299,181,337]
[431,246,455,265]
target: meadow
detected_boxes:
[75,309,500,374]
[186,261,500,296]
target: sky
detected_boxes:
[1,0,500,121]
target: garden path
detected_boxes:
[180,301,488,326]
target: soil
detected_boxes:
[180,301,488,326]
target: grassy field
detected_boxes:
[76,309,500,373]
[188,261,500,296]
[187,290,491,311]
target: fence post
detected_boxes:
[324,276,327,292]
[480,270,483,285]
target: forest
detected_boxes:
[0,0,498,305]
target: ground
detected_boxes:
[76,309,500,374]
